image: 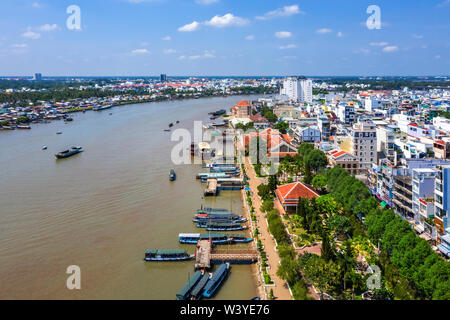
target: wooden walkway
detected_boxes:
[194,240,258,269]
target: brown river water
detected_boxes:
[0,95,261,299]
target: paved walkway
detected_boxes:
[243,157,292,300]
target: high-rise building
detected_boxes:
[435,165,450,237]
[34,73,42,81]
[160,74,167,82]
[280,76,312,103]
[350,121,377,174]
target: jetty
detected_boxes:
[194,240,258,270]
[204,179,218,196]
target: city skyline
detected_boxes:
[0,0,449,76]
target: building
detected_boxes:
[337,103,355,125]
[160,74,167,82]
[437,234,450,258]
[34,73,42,81]
[318,116,330,141]
[434,165,450,237]
[329,150,359,176]
[294,126,321,143]
[376,126,395,164]
[350,121,377,174]
[433,139,450,159]
[230,100,252,118]
[275,182,319,214]
[280,76,312,103]
[411,168,437,231]
[392,175,413,219]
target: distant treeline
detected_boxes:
[316,78,450,91]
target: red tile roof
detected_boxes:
[276,182,319,205]
[236,100,250,106]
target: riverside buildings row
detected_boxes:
[228,77,450,258]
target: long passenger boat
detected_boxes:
[193,213,247,223]
[176,271,203,300]
[178,233,252,245]
[203,263,230,298]
[144,249,194,262]
[196,221,248,231]
[55,146,83,159]
[190,273,211,300]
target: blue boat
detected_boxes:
[144,249,194,262]
[178,233,252,244]
[196,221,248,231]
[193,212,247,223]
[203,263,230,298]
[176,271,203,300]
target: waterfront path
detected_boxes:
[243,156,292,300]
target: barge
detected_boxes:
[144,249,194,262]
[55,146,83,159]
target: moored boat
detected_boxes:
[169,169,176,181]
[190,273,211,300]
[202,263,230,298]
[178,233,251,245]
[55,146,83,159]
[176,271,203,300]
[144,249,193,262]
[197,221,248,231]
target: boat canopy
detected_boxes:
[190,274,210,297]
[176,271,203,299]
[145,249,187,255]
[204,264,228,292]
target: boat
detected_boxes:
[55,146,84,159]
[176,120,180,124]
[164,129,171,132]
[251,296,261,300]
[56,131,62,135]
[93,104,113,111]
[193,213,247,224]
[197,221,248,231]
[169,123,173,128]
[42,146,47,150]
[203,263,230,298]
[176,271,203,300]
[17,125,31,129]
[64,117,73,122]
[178,233,252,245]
[208,109,226,117]
[169,169,176,181]
[190,273,211,300]
[144,249,194,262]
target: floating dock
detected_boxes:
[194,240,258,270]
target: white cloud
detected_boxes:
[39,24,59,32]
[180,50,216,60]
[140,42,150,46]
[279,44,297,50]
[178,55,186,60]
[370,42,389,47]
[163,49,177,54]
[316,28,332,34]
[31,2,44,8]
[178,21,200,32]
[275,31,292,38]
[435,55,441,59]
[337,31,343,38]
[256,5,303,20]
[12,44,28,48]
[131,48,150,54]
[354,48,370,55]
[245,35,255,40]
[204,13,249,28]
[162,36,171,41]
[412,34,423,39]
[22,30,40,39]
[383,46,399,53]
[195,0,219,4]
[437,0,450,7]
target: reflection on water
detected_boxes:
[0,96,260,299]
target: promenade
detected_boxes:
[243,156,292,300]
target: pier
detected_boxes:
[204,179,218,196]
[194,240,258,270]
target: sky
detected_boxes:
[0,0,449,77]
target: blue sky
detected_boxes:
[0,0,449,76]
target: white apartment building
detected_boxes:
[376,126,395,164]
[337,103,355,125]
[411,168,437,229]
[280,76,313,103]
[351,121,377,174]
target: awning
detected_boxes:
[380,201,387,208]
[414,224,425,234]
[437,244,450,258]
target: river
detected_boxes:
[0,95,261,299]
